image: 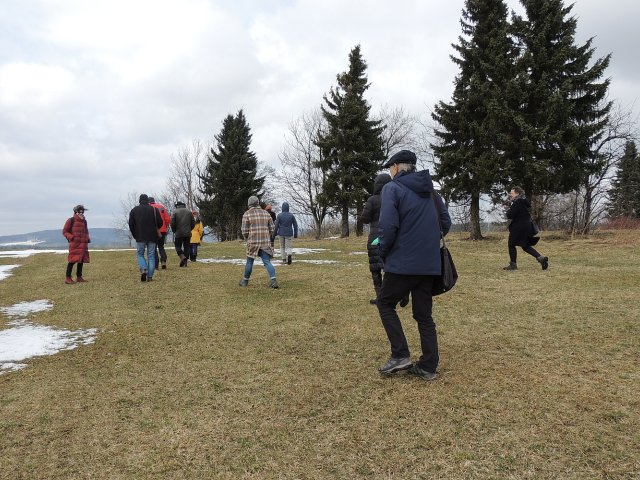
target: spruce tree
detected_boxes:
[316,45,385,237]
[509,0,611,218]
[432,0,516,239]
[198,110,265,241]
[608,140,640,218]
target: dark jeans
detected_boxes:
[508,244,540,263]
[377,273,439,372]
[155,233,167,268]
[66,262,83,278]
[174,236,190,257]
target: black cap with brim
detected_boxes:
[383,149,417,168]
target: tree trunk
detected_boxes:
[355,202,364,236]
[469,191,483,240]
[314,217,322,240]
[341,204,350,238]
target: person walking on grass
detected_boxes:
[128,194,163,282]
[239,195,278,289]
[189,211,204,262]
[171,201,195,267]
[273,201,298,265]
[62,204,91,284]
[376,150,451,381]
[503,186,549,271]
[149,197,171,270]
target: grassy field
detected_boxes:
[1,231,639,479]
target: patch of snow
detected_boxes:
[198,258,247,266]
[0,264,20,281]
[350,251,367,255]
[0,249,67,258]
[0,324,98,374]
[0,240,45,247]
[295,259,340,265]
[1,299,53,319]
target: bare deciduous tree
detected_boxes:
[274,110,329,239]
[166,139,207,212]
[113,191,139,247]
[377,104,421,157]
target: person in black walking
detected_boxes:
[503,186,549,271]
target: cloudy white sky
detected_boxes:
[1,0,638,236]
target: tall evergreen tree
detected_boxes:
[198,110,265,241]
[608,140,640,218]
[432,0,516,239]
[316,45,385,237]
[509,0,611,220]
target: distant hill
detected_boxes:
[0,228,132,249]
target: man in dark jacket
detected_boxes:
[129,194,163,282]
[273,202,298,264]
[170,201,195,267]
[376,150,452,381]
[503,187,549,270]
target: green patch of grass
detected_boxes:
[1,231,639,479]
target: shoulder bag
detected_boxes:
[431,192,458,296]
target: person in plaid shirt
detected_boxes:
[239,195,279,289]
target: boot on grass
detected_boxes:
[537,256,549,270]
[503,262,517,271]
[65,277,75,284]
[76,277,87,283]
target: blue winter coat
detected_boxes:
[274,202,298,238]
[378,170,452,275]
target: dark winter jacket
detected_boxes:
[506,196,537,246]
[361,173,392,272]
[378,170,451,275]
[129,202,163,242]
[62,214,90,263]
[274,202,298,238]
[171,205,196,238]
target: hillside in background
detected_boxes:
[0,228,132,249]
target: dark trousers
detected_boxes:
[174,236,190,257]
[377,273,439,372]
[66,262,83,278]
[155,233,167,268]
[508,244,540,263]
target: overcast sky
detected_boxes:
[1,0,638,235]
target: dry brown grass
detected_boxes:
[1,231,639,479]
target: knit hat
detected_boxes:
[139,194,149,204]
[383,150,417,168]
[248,195,260,207]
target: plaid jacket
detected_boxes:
[241,207,274,258]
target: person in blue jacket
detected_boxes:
[376,150,452,381]
[273,202,298,264]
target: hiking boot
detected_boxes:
[146,277,153,282]
[179,255,188,267]
[378,357,412,375]
[268,278,279,289]
[161,263,167,270]
[503,262,517,271]
[76,277,87,283]
[537,256,549,270]
[399,294,410,308]
[239,278,249,287]
[408,364,438,381]
[65,277,75,284]
[287,254,292,265]
[141,271,147,282]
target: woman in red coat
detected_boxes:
[62,204,91,284]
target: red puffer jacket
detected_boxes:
[62,214,91,263]
[150,202,171,233]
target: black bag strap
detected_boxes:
[430,191,448,249]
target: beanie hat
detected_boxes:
[248,195,260,207]
[139,194,149,204]
[148,197,155,203]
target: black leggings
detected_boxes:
[508,245,540,263]
[66,262,84,278]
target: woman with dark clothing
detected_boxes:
[504,187,549,270]
[361,173,392,303]
[62,204,91,284]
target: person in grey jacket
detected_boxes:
[273,202,298,264]
[170,201,195,267]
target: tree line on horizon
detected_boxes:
[120,0,639,241]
